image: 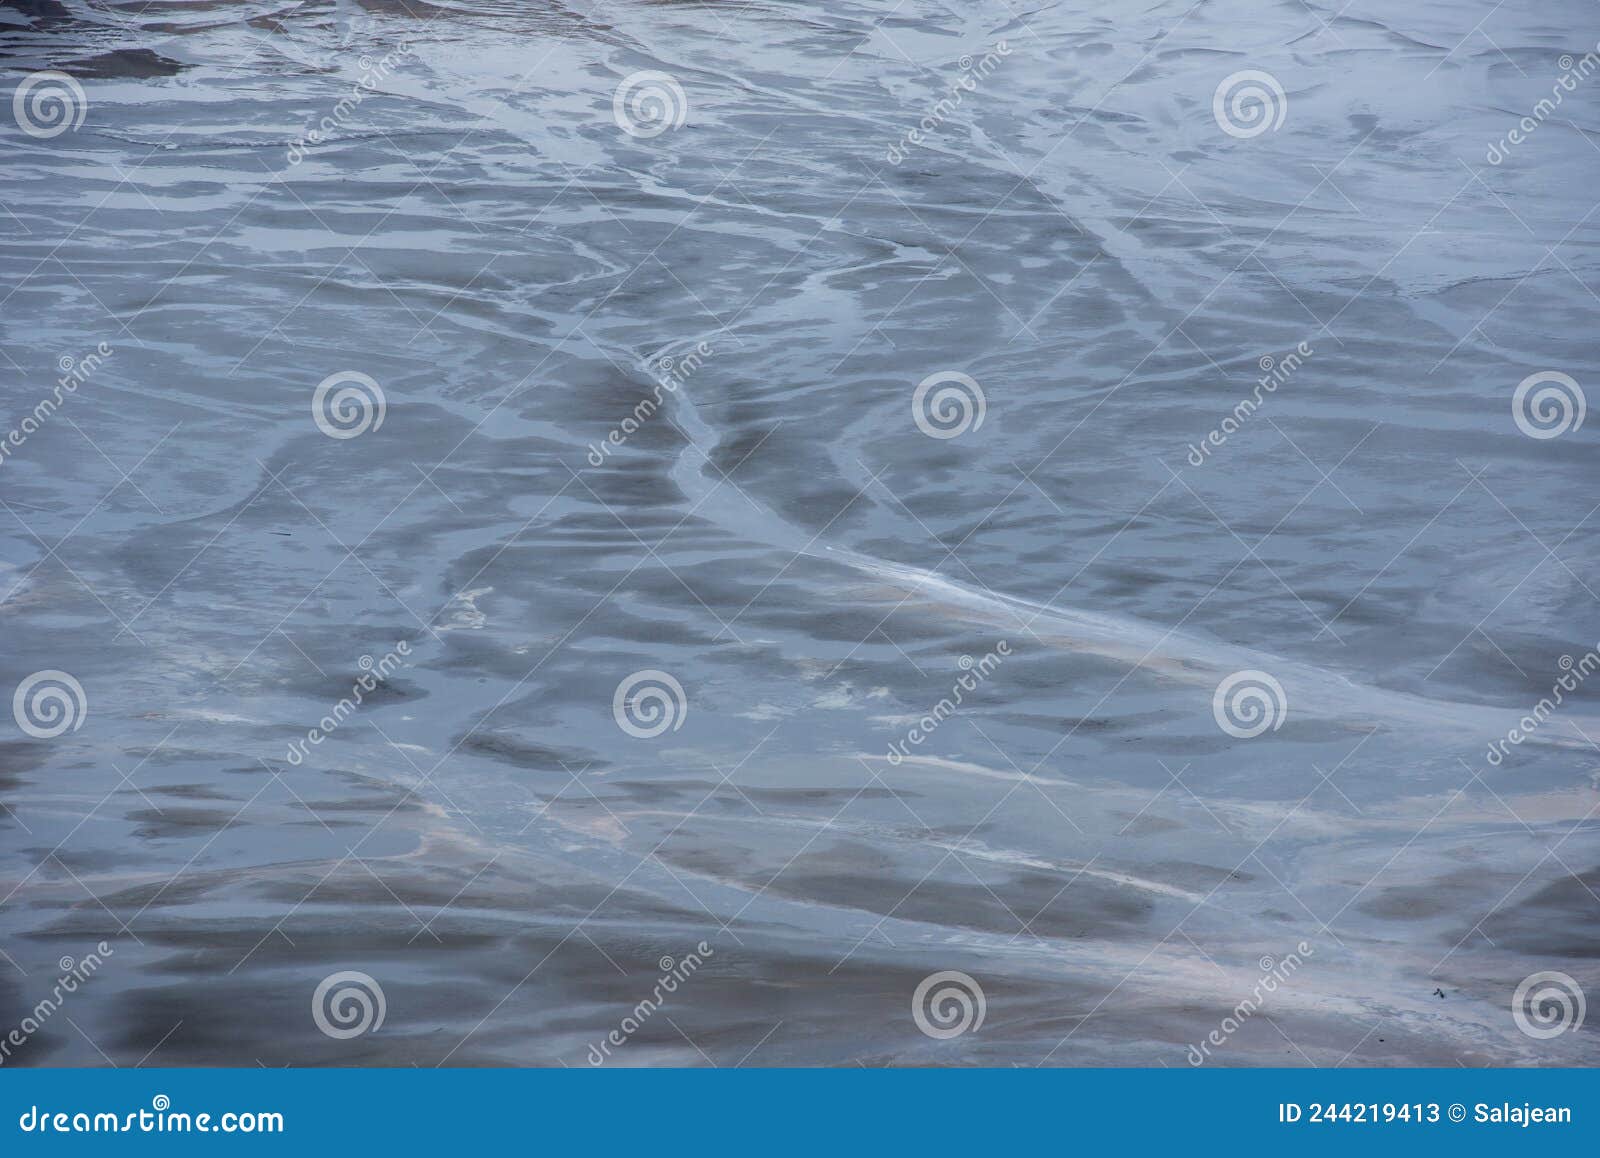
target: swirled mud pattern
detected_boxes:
[1,0,1597,1066]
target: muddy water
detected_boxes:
[0,0,1597,1066]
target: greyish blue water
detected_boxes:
[0,0,1596,1066]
